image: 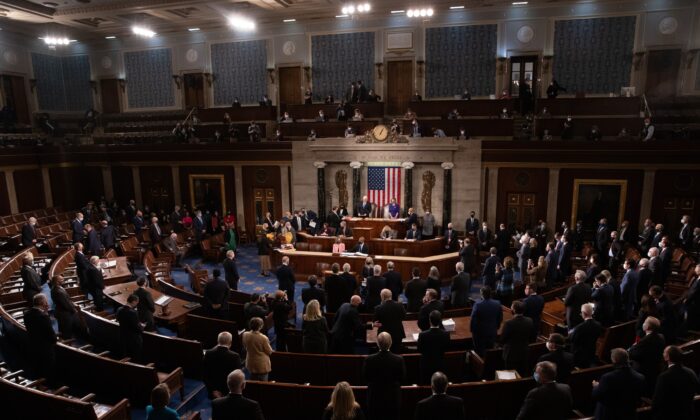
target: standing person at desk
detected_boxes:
[355,196,372,217]
[86,255,105,311]
[242,318,273,381]
[21,253,42,305]
[388,198,400,219]
[116,294,144,361]
[203,332,242,399]
[373,289,406,353]
[422,209,435,240]
[417,313,451,386]
[383,261,403,301]
[404,267,427,312]
[444,222,459,251]
[450,262,472,308]
[352,237,370,254]
[21,217,38,248]
[223,250,240,290]
[406,223,422,240]
[203,269,230,319]
[330,296,363,354]
[51,275,85,340]
[405,207,418,229]
[365,265,386,310]
[363,332,406,420]
[72,212,85,243]
[459,238,477,275]
[99,220,118,251]
[470,286,503,356]
[302,299,329,354]
[275,256,296,301]
[301,275,326,312]
[418,288,444,331]
[85,224,102,255]
[133,277,156,332]
[332,237,346,253]
[270,290,293,351]
[25,294,58,381]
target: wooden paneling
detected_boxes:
[50,167,103,210]
[100,79,121,114]
[242,166,281,235]
[645,50,681,98]
[556,169,644,233]
[0,172,10,215]
[139,166,174,212]
[278,67,302,106]
[496,168,549,231]
[386,60,413,115]
[2,75,30,124]
[650,170,700,234]
[183,73,205,109]
[111,166,135,206]
[178,166,236,217]
[13,169,45,212]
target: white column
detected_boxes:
[41,167,53,208]
[546,168,560,231]
[132,167,142,208]
[280,164,291,213]
[101,166,114,201]
[639,169,656,231]
[171,166,181,206]
[487,167,498,226]
[234,164,245,225]
[5,170,18,214]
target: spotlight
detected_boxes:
[228,15,256,31]
[132,26,156,37]
[406,8,435,19]
[42,36,71,46]
[407,10,414,17]
[341,3,371,15]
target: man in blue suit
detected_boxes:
[470,286,503,356]
[557,234,573,281]
[72,212,85,243]
[523,283,545,341]
[620,258,639,320]
[592,348,644,420]
[481,247,500,289]
[355,195,372,217]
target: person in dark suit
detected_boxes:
[470,286,503,356]
[495,223,511,260]
[116,294,144,361]
[477,223,493,252]
[133,277,156,332]
[538,333,575,383]
[363,332,406,420]
[620,258,640,320]
[418,288,444,331]
[629,316,665,396]
[564,270,592,329]
[638,218,654,253]
[650,224,664,250]
[72,212,85,243]
[404,208,418,229]
[365,265,386,310]
[417,312,451,385]
[132,210,144,237]
[275,256,296,301]
[595,218,610,259]
[74,242,89,291]
[21,217,38,248]
[637,258,653,307]
[607,231,624,274]
[649,286,678,345]
[465,211,479,236]
[352,236,370,254]
[212,370,264,420]
[516,236,531,281]
[651,345,700,420]
[355,196,372,217]
[203,332,242,399]
[450,262,471,308]
[658,239,672,286]
[648,247,662,288]
[523,283,544,341]
[270,290,293,351]
[193,210,207,243]
[444,223,459,251]
[684,263,700,330]
[222,250,240,290]
[557,235,573,280]
[341,263,358,296]
[148,216,162,246]
[500,301,534,376]
[543,241,559,288]
[569,303,603,368]
[591,273,615,327]
[592,348,645,420]
[383,262,403,302]
[330,296,363,354]
[24,293,57,381]
[459,238,477,275]
[516,361,573,420]
[481,247,500,289]
[50,275,84,340]
[86,256,105,311]
[374,289,406,353]
[405,223,422,240]
[21,253,42,305]
[301,275,326,312]
[415,371,465,420]
[98,220,118,250]
[404,268,427,312]
[678,215,693,251]
[203,269,230,318]
[84,224,102,256]
[326,263,351,313]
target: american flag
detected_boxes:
[367,167,401,216]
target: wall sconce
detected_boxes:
[29,79,37,92]
[416,60,425,78]
[172,74,182,89]
[542,55,553,72]
[267,68,275,84]
[303,66,311,84]
[89,80,97,94]
[203,72,214,86]
[685,49,699,69]
[375,63,383,80]
[118,79,126,92]
[633,51,646,70]
[497,57,507,76]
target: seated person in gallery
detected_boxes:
[307,129,317,141]
[315,110,328,122]
[457,126,469,140]
[546,80,566,98]
[344,125,354,138]
[387,198,400,219]
[587,125,602,142]
[380,225,393,240]
[404,108,417,120]
[433,127,446,137]
[279,112,294,123]
[541,129,553,141]
[367,89,381,102]
[390,119,402,135]
[406,223,422,240]
[411,90,423,102]
[332,237,346,253]
[352,109,364,121]
[498,89,511,99]
[304,89,313,104]
[410,119,421,137]
[447,108,460,120]
[640,118,655,142]
[232,97,241,108]
[319,222,333,236]
[336,101,349,121]
[248,121,261,142]
[273,128,284,142]
[617,128,632,141]
[223,113,232,125]
[462,89,472,100]
[500,108,510,119]
[325,94,335,104]
[259,94,272,106]
[539,107,551,118]
[561,116,574,140]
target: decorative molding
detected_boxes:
[375,63,383,80]
[401,162,415,169]
[349,161,363,169]
[313,161,327,169]
[633,51,646,71]
[416,60,425,78]
[172,74,182,89]
[441,162,454,170]
[267,68,276,84]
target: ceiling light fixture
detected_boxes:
[449,5,465,9]
[283,19,296,22]
[512,1,528,4]
[390,10,405,14]
[132,26,156,38]
[406,8,434,18]
[42,36,71,46]
[335,14,349,18]
[341,3,370,15]
[188,28,200,32]
[105,35,116,39]
[228,15,256,31]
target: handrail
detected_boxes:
[642,94,652,118]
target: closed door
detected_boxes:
[645,49,681,97]
[183,73,205,108]
[506,193,536,231]
[386,60,413,115]
[100,78,121,114]
[278,66,302,105]
[1,75,30,124]
[250,188,278,235]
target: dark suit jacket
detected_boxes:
[444,229,459,250]
[470,298,503,339]
[74,251,89,288]
[500,315,534,363]
[596,226,610,253]
[21,264,42,302]
[100,225,117,249]
[352,242,370,254]
[405,278,427,312]
[621,269,640,320]
[523,294,544,336]
[516,382,573,420]
[405,213,418,229]
[301,285,326,310]
[459,244,477,273]
[132,216,144,235]
[516,244,531,275]
[85,265,104,291]
[414,393,465,420]
[418,300,445,331]
[72,219,84,243]
[342,272,357,295]
[276,264,295,294]
[21,223,36,247]
[86,229,101,256]
[538,349,575,382]
[592,366,645,420]
[406,229,422,240]
[651,364,700,420]
[116,306,143,357]
[203,346,242,398]
[569,318,603,368]
[591,283,615,326]
[477,229,493,250]
[331,303,362,346]
[417,326,451,382]
[384,270,403,301]
[374,300,407,344]
[365,276,386,309]
[564,282,592,329]
[133,287,155,330]
[629,331,665,393]
[223,258,240,290]
[465,217,479,234]
[649,257,662,287]
[203,278,230,314]
[325,274,351,313]
[355,202,372,217]
[24,307,57,355]
[481,255,500,288]
[211,393,264,420]
[148,223,162,244]
[558,242,573,276]
[450,272,471,307]
[363,350,406,419]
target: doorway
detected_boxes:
[509,55,538,115]
[1,75,30,125]
[386,60,413,115]
[100,78,121,114]
[183,73,206,109]
[278,66,302,106]
[506,192,537,232]
[645,49,681,98]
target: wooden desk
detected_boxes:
[272,249,459,282]
[104,281,198,325]
[366,309,513,344]
[535,97,641,116]
[347,218,408,239]
[535,116,643,138]
[278,121,377,138]
[281,102,385,119]
[298,232,446,257]
[408,99,516,118]
[541,298,566,336]
[401,117,514,137]
[99,257,132,286]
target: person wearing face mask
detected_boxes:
[640,118,655,142]
[591,348,645,420]
[24,293,58,381]
[477,222,493,252]
[465,211,479,236]
[650,224,664,249]
[534,221,548,254]
[538,333,574,382]
[421,209,435,240]
[72,212,85,243]
[410,118,421,137]
[587,125,602,141]
[516,361,573,420]
[638,218,654,252]
[561,115,574,140]
[651,345,700,420]
[678,215,693,251]
[499,108,510,119]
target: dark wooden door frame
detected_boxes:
[277,64,304,107]
[182,72,206,109]
[644,48,681,98]
[385,58,414,116]
[99,77,122,114]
